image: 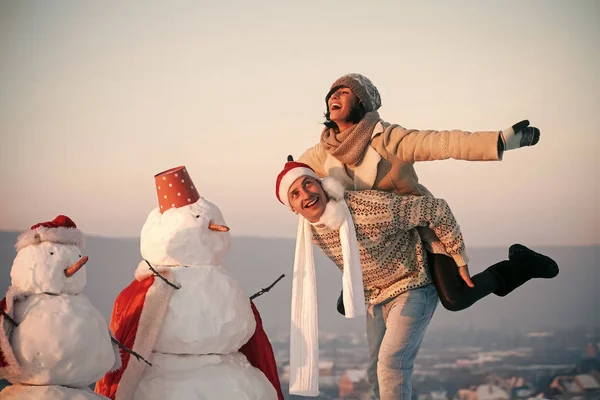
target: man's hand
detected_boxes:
[458,265,475,288]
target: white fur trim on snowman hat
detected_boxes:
[15,226,84,252]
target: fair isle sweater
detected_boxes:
[311,190,468,305]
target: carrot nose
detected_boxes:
[208,221,229,232]
[64,256,89,277]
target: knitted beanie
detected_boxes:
[326,73,381,112]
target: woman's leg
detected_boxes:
[428,252,501,311]
[376,284,438,400]
[429,244,559,311]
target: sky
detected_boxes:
[0,0,598,247]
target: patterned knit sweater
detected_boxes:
[311,190,468,305]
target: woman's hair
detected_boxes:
[323,102,367,129]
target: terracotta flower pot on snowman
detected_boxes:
[0,215,121,399]
[95,166,283,400]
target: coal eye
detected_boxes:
[79,255,82,258]
[195,215,200,218]
[50,252,54,255]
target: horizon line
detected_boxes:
[0,230,598,249]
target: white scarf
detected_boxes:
[289,178,365,396]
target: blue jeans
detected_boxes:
[366,284,438,399]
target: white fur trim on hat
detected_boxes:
[278,168,319,208]
[313,178,347,229]
[15,226,84,252]
[321,177,345,202]
[312,199,346,230]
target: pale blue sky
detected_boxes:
[1,0,598,246]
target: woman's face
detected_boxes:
[328,86,358,126]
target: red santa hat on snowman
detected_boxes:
[276,156,365,397]
[15,215,84,252]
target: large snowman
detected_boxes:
[95,166,282,400]
[0,215,121,399]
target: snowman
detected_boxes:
[95,166,283,400]
[0,215,121,399]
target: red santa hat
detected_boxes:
[275,156,319,208]
[275,156,365,397]
[15,215,84,252]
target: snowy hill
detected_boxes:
[0,231,598,336]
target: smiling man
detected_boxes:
[287,176,327,223]
[277,156,455,399]
[275,156,559,400]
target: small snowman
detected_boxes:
[95,166,282,400]
[0,215,121,399]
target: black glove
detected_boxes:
[500,119,540,151]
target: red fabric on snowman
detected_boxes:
[0,288,29,380]
[239,301,285,400]
[95,272,283,400]
[0,300,7,368]
[94,276,156,399]
[0,296,20,378]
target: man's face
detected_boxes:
[328,86,358,125]
[287,176,327,223]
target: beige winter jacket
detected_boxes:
[299,121,501,196]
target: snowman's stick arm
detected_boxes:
[0,309,18,328]
[144,260,181,289]
[111,337,153,367]
[250,274,286,300]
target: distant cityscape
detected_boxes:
[0,325,597,399]
[270,326,600,400]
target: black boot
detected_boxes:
[509,244,559,278]
[336,289,345,316]
[488,244,559,297]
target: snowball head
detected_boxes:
[153,266,256,355]
[0,384,110,399]
[134,352,277,400]
[10,242,86,294]
[10,294,116,387]
[140,198,231,267]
